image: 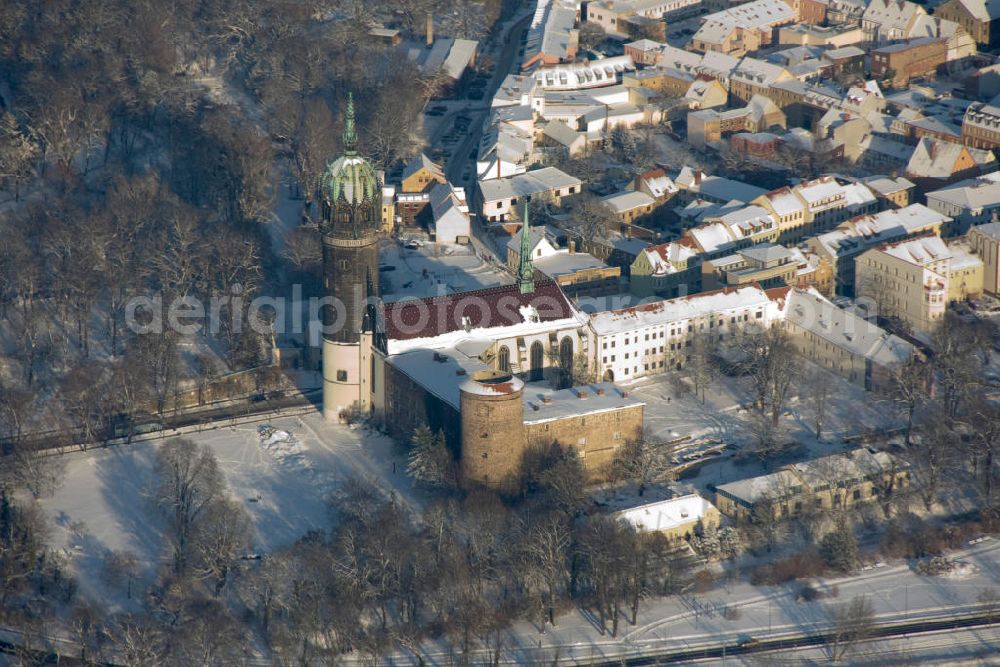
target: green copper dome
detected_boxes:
[321,93,380,205]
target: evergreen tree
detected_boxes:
[719,526,743,561]
[692,519,720,559]
[820,523,859,573]
[406,425,455,490]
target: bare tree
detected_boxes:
[523,516,570,627]
[881,355,930,445]
[153,439,225,573]
[107,614,165,667]
[803,367,833,440]
[102,549,140,599]
[290,97,338,212]
[727,325,800,428]
[827,595,874,662]
[905,407,959,512]
[612,427,674,496]
[193,498,253,595]
[0,111,38,201]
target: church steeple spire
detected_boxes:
[343,92,357,154]
[517,202,535,294]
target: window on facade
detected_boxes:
[336,370,348,381]
[498,346,511,373]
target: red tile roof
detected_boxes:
[382,279,576,341]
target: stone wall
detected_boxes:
[524,403,643,479]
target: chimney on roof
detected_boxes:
[595,387,605,396]
[694,170,703,185]
[621,389,630,398]
[542,396,553,404]
[568,240,576,254]
[426,12,434,46]
[578,390,589,399]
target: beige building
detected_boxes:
[715,448,910,521]
[855,235,950,332]
[702,243,833,294]
[602,190,659,224]
[753,177,879,244]
[856,234,984,331]
[478,167,581,222]
[776,287,916,390]
[629,240,703,298]
[969,222,1000,295]
[691,0,797,55]
[935,0,1000,47]
[617,494,721,543]
[808,204,949,296]
[401,153,446,194]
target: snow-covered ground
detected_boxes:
[39,412,417,609]
[380,538,1000,665]
[629,362,901,496]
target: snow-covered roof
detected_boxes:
[700,0,795,29]
[876,234,951,266]
[676,168,767,204]
[906,137,995,179]
[781,288,914,363]
[641,241,699,275]
[382,279,585,352]
[732,57,789,86]
[403,153,444,183]
[862,176,915,197]
[387,349,642,422]
[949,0,1000,21]
[534,251,610,278]
[972,221,1000,240]
[429,183,471,231]
[542,119,584,148]
[479,167,581,202]
[533,56,636,91]
[862,0,926,35]
[926,174,1000,211]
[590,285,773,336]
[443,39,478,80]
[602,190,656,214]
[616,494,717,533]
[762,187,806,218]
[638,168,677,199]
[522,383,645,425]
[813,204,950,259]
[689,221,736,253]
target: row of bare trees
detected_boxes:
[880,312,1000,518]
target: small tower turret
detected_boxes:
[516,202,535,295]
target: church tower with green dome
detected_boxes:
[319,93,382,420]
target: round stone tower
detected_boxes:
[459,370,526,488]
[319,93,382,420]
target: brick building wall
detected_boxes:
[871,39,947,87]
[524,401,644,478]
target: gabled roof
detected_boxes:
[403,153,444,182]
[947,0,1000,22]
[382,279,577,341]
[638,167,677,198]
[640,240,699,274]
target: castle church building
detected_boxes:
[319,94,382,420]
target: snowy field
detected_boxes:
[629,362,901,496]
[39,411,417,608]
[400,538,1000,665]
